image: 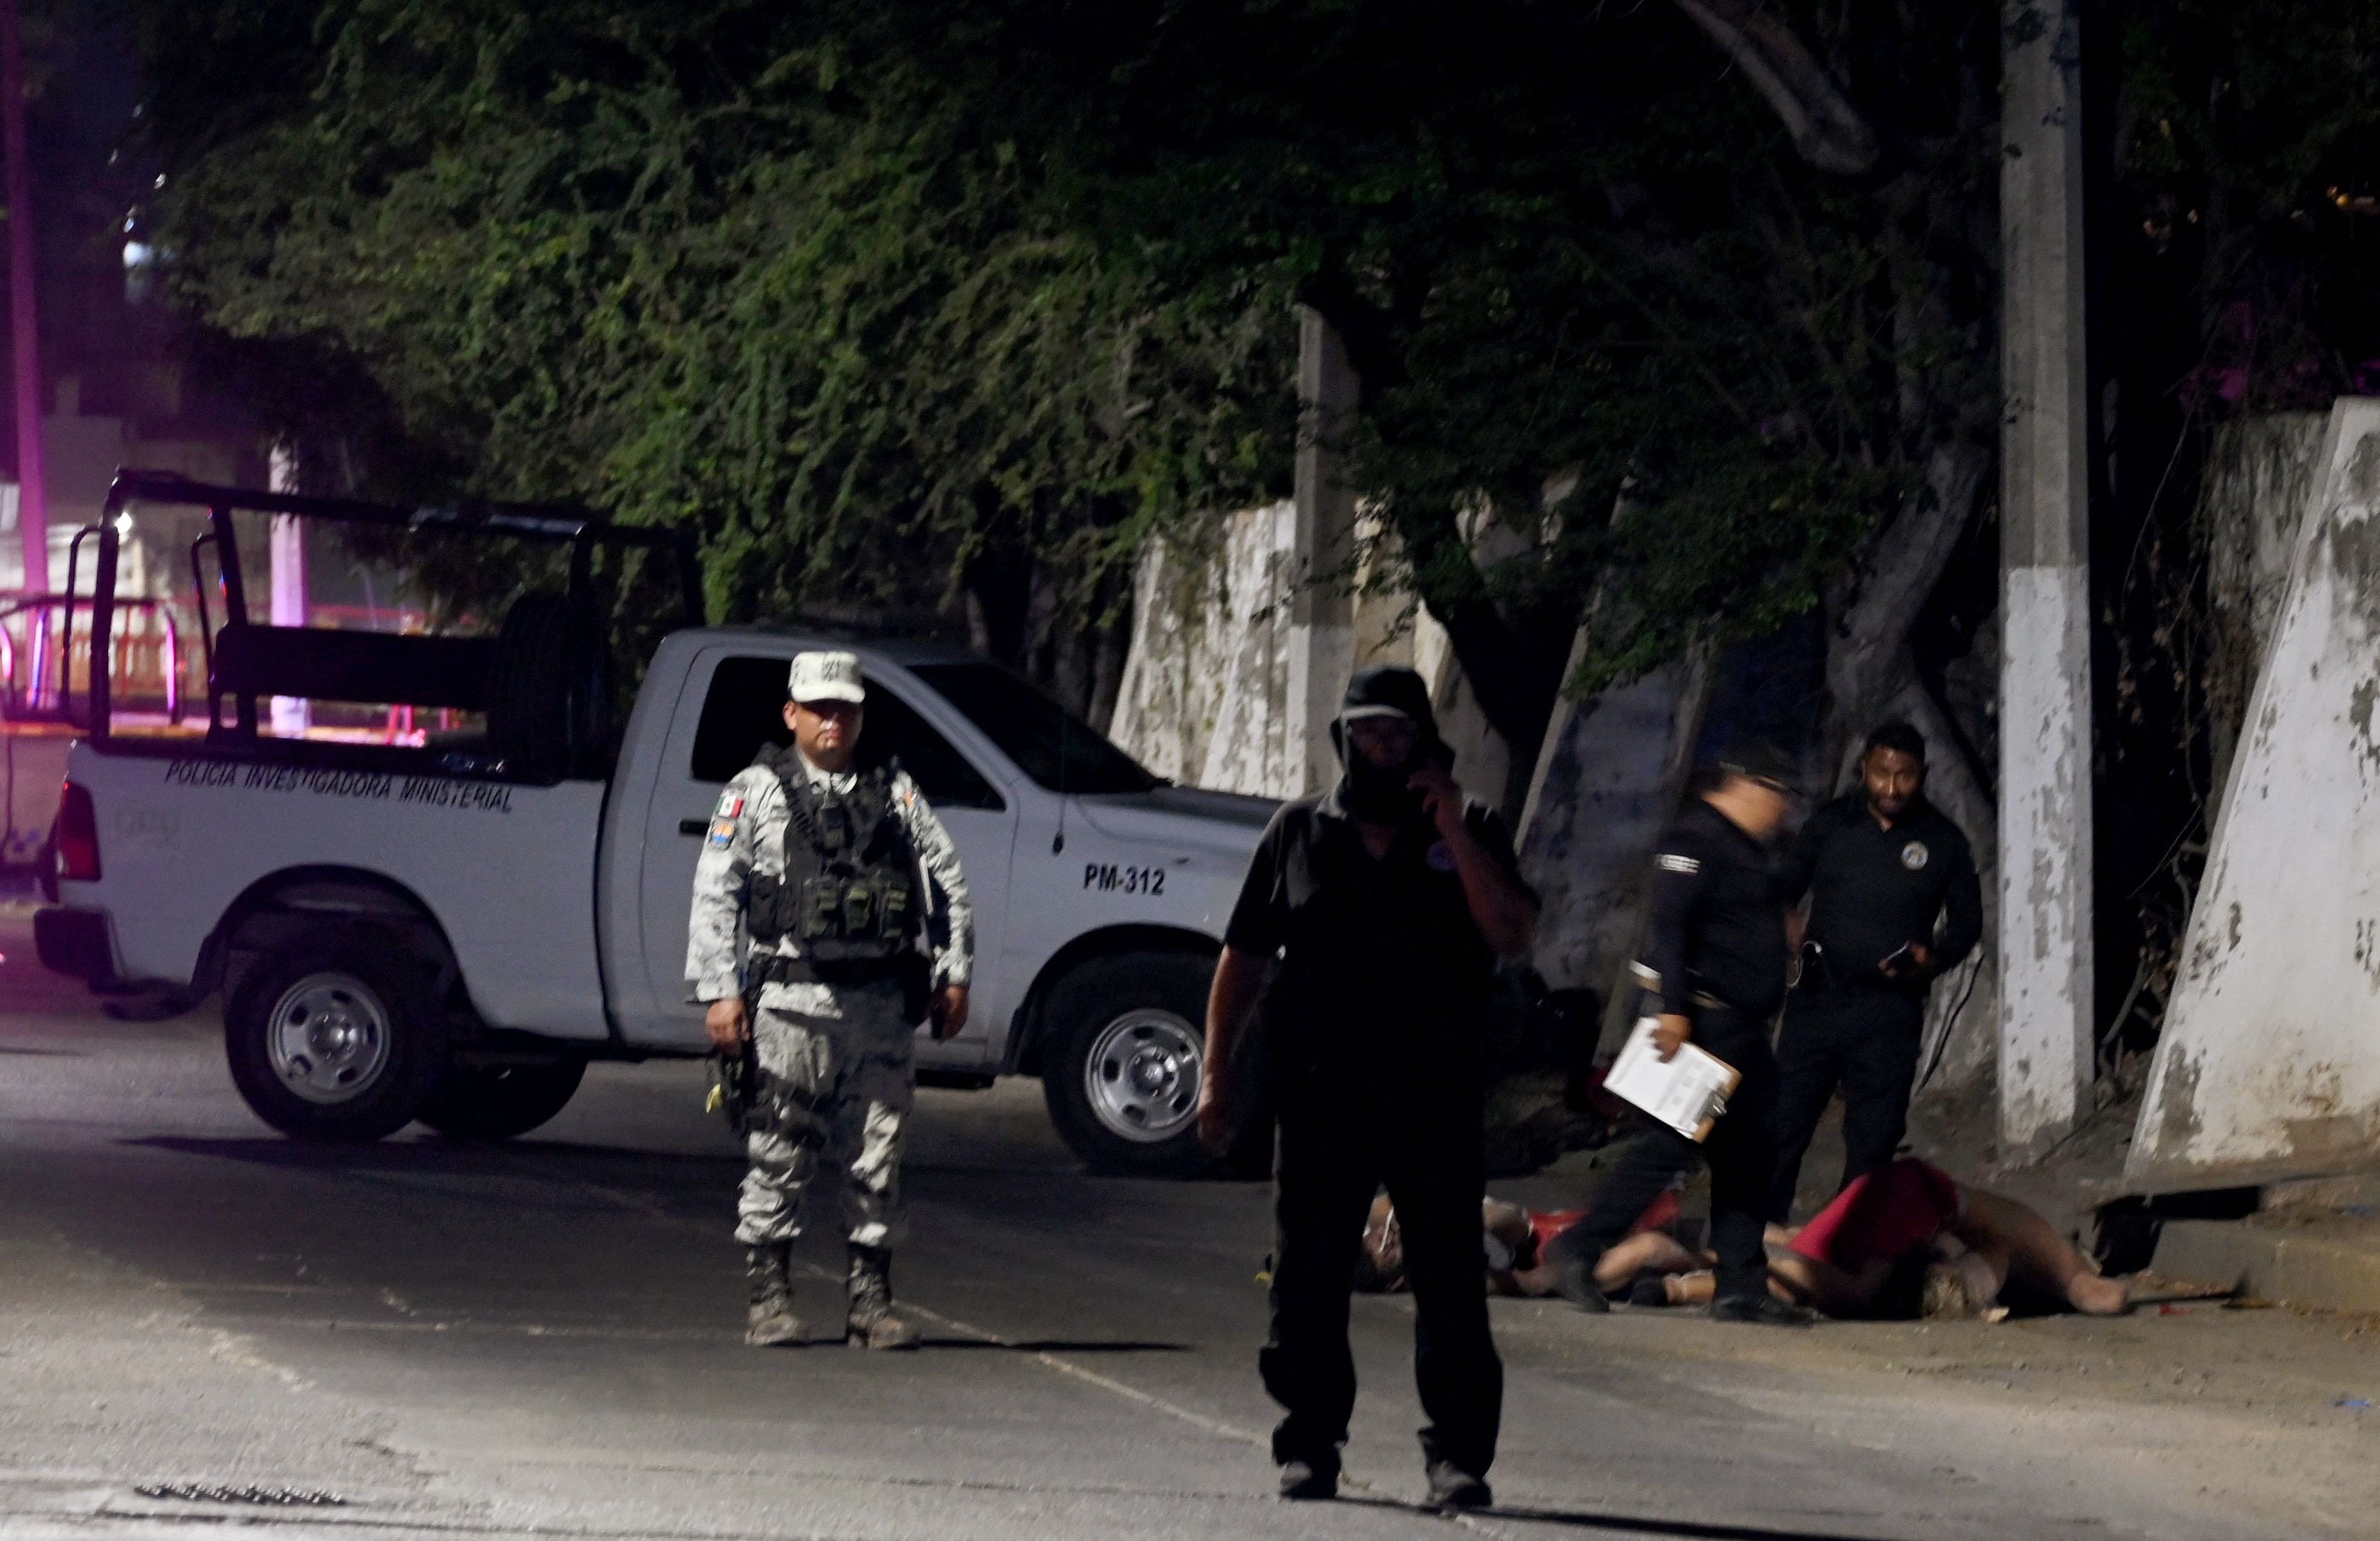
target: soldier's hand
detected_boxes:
[704,998,748,1052]
[1652,1012,1691,1062]
[930,984,969,1040]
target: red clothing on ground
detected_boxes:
[1786,1158,1961,1271]
[1528,1208,1584,1259]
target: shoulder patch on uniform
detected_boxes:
[1656,852,1701,874]
[714,791,745,819]
[707,820,736,848]
[898,782,918,809]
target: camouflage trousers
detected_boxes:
[733,985,916,1250]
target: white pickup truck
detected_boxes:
[35,473,1273,1175]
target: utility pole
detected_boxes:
[2,0,46,596]
[1286,307,1358,793]
[1997,0,2093,1154]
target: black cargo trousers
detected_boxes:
[1766,983,1925,1221]
[1542,1004,1779,1303]
[1260,1057,1502,1479]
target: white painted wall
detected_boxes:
[2203,412,2330,807]
[2127,397,2380,1190]
[1108,502,1301,797]
[1110,505,1690,1006]
[1106,504,1509,801]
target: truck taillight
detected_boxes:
[55,782,101,882]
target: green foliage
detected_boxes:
[134,0,1294,623]
[138,0,2009,731]
[923,1,1955,698]
[2119,0,2380,410]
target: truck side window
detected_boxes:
[689,655,1005,810]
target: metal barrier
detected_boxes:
[0,590,183,725]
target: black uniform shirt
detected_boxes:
[1225,787,1529,1067]
[1643,799,1789,1021]
[1775,793,1982,983]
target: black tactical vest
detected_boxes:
[745,745,922,963]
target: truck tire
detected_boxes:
[224,930,449,1143]
[1041,951,1218,1178]
[417,1058,587,1139]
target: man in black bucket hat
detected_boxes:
[1198,664,1539,1511]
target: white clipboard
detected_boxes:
[1603,1017,1742,1143]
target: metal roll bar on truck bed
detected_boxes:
[69,469,704,781]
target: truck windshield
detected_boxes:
[910,662,1159,796]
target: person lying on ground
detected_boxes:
[1353,1191,1705,1302]
[1356,1160,2126,1321]
[1641,1159,2129,1319]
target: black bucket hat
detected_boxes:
[1717,738,1798,794]
[1330,665,1449,771]
[1338,664,1439,738]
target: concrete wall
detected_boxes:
[1513,659,1702,1002]
[2127,398,2380,1190]
[1111,510,1717,1011]
[1108,503,1299,797]
[1115,513,1864,1028]
[2203,412,2331,808]
[1108,503,1512,801]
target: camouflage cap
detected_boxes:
[788,650,866,705]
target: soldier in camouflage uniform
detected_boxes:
[687,650,973,1350]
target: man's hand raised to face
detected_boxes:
[1407,760,1466,839]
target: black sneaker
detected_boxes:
[1549,1261,1610,1313]
[1708,1292,1816,1327]
[1277,1459,1338,1501]
[1424,1459,1492,1511]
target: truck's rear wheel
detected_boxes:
[224,931,447,1142]
[418,1058,587,1139]
[1042,951,1218,1178]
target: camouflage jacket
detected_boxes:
[686,749,972,1014]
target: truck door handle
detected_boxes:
[678,818,707,836]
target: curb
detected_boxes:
[2151,1216,2380,1314]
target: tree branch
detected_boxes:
[1667,0,1879,176]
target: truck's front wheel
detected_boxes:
[1042,951,1218,1178]
[418,1058,587,1140]
[224,932,448,1142]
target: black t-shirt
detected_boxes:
[1225,788,1530,1069]
[1775,793,1982,984]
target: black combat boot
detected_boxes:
[745,1242,804,1347]
[845,1244,921,1351]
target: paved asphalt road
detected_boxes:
[1,918,2374,1541]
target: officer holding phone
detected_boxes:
[1767,721,1980,1220]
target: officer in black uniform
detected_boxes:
[1197,666,1539,1511]
[1767,721,1981,1219]
[1543,743,1811,1325]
